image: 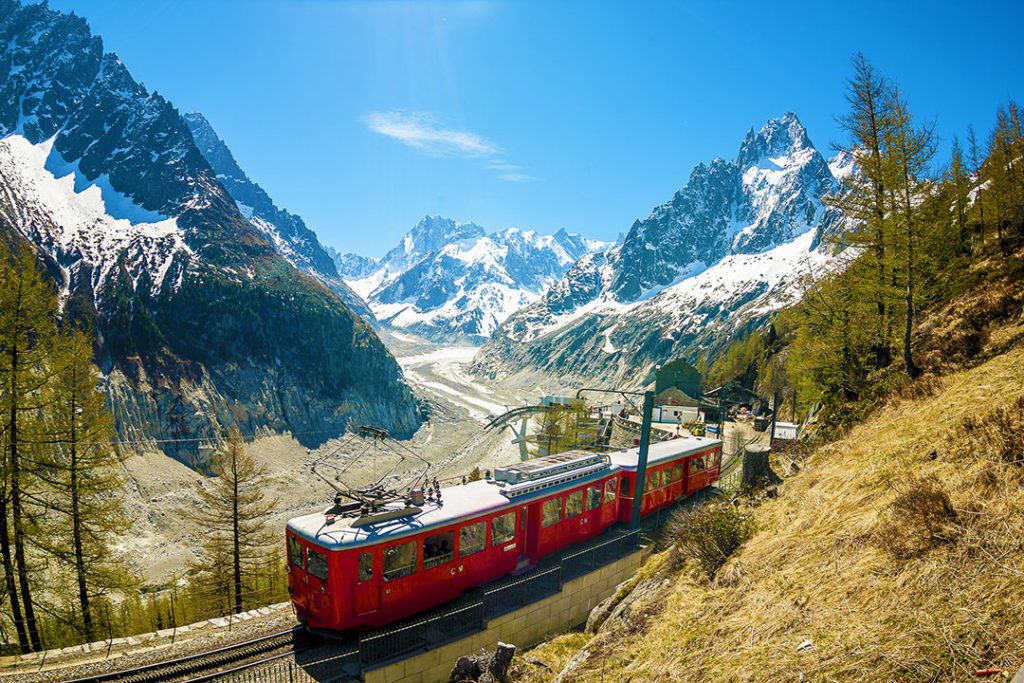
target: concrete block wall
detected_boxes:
[364,548,647,683]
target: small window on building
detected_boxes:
[288,536,304,569]
[358,552,373,581]
[604,479,617,504]
[383,541,417,581]
[307,548,329,581]
[542,497,563,527]
[492,512,516,545]
[424,530,455,569]
[587,484,603,510]
[460,522,486,557]
[565,490,584,518]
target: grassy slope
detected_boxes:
[514,272,1024,681]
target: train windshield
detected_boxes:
[288,535,304,568]
[307,548,329,581]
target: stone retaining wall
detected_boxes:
[365,547,648,683]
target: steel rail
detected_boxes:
[61,626,305,683]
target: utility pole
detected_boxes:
[574,387,655,529]
[631,390,655,529]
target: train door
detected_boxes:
[286,535,308,617]
[525,502,542,559]
[518,506,532,563]
[354,549,379,617]
[380,540,419,615]
[304,546,331,624]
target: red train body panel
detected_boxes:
[286,436,721,631]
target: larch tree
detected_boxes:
[35,329,134,643]
[966,125,987,243]
[188,427,277,615]
[0,242,58,653]
[947,136,971,255]
[882,89,936,378]
[830,52,896,371]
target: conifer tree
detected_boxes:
[830,52,895,370]
[0,242,57,652]
[188,428,277,615]
[36,329,134,643]
[967,125,986,243]
[948,136,971,255]
[882,90,935,378]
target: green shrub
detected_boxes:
[671,503,755,580]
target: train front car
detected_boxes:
[285,450,623,633]
[611,435,723,521]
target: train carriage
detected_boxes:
[287,435,721,632]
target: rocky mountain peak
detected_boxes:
[736,112,813,170]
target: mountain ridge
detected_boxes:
[342,215,608,341]
[0,0,419,455]
[472,112,844,385]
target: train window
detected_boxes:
[460,522,486,557]
[565,490,584,518]
[307,549,329,581]
[288,536,304,569]
[673,464,683,482]
[652,470,662,488]
[358,552,373,581]
[542,498,562,528]
[424,531,455,569]
[604,479,617,504]
[690,457,706,475]
[586,484,603,510]
[383,541,417,581]
[492,512,516,545]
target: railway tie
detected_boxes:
[63,627,308,683]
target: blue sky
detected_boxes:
[49,0,1024,257]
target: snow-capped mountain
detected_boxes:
[472,113,844,386]
[344,216,608,341]
[329,247,379,280]
[0,0,419,454]
[347,216,487,299]
[183,112,374,321]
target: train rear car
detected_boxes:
[610,436,722,521]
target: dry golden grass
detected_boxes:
[515,323,1024,682]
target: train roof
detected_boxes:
[608,435,720,471]
[288,451,617,551]
[287,439,719,551]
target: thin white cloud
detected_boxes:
[498,172,538,182]
[363,110,538,182]
[363,111,498,157]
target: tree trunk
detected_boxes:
[741,445,780,490]
[9,343,41,651]
[903,176,921,378]
[232,456,242,615]
[0,490,28,653]
[69,388,93,642]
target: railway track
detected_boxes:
[62,627,310,683]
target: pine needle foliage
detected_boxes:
[188,427,279,615]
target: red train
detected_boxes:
[286,436,721,632]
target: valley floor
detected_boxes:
[121,330,531,584]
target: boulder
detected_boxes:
[448,642,516,683]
